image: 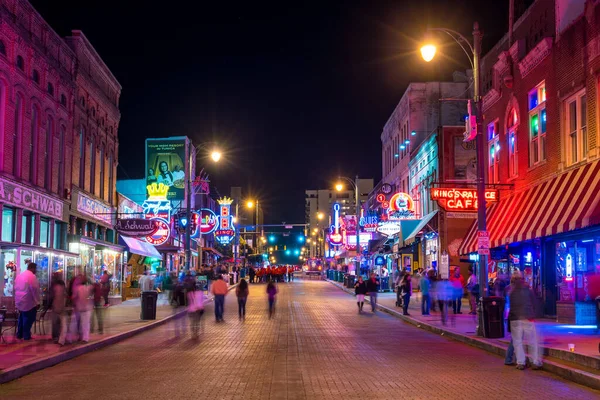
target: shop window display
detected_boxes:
[1,250,17,296]
[556,240,599,302]
[34,252,50,299]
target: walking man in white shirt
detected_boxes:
[15,262,41,341]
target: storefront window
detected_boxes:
[54,222,64,250]
[52,254,65,280]
[556,240,598,302]
[34,252,50,299]
[40,218,50,248]
[2,207,15,242]
[66,256,78,283]
[1,249,17,296]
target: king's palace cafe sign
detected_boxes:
[430,187,499,212]
[0,177,67,221]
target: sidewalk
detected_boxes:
[327,279,600,390]
[0,283,237,384]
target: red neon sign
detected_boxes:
[431,188,499,212]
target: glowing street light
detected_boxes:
[317,212,324,220]
[335,183,344,192]
[210,150,222,162]
[246,200,254,209]
[420,44,436,62]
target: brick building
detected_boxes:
[459,0,600,323]
[0,0,122,302]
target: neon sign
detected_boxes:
[327,203,344,246]
[191,208,218,238]
[387,192,416,220]
[142,183,172,219]
[345,233,372,249]
[215,197,235,245]
[144,218,171,245]
[431,188,499,212]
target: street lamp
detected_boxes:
[186,143,221,271]
[246,199,261,254]
[334,175,361,275]
[421,22,487,336]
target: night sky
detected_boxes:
[31,0,507,223]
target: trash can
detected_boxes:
[482,296,505,338]
[346,275,356,288]
[338,272,344,283]
[141,291,158,320]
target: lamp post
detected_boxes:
[335,175,361,275]
[185,144,221,271]
[421,22,487,336]
[246,200,262,255]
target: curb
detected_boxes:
[0,282,239,384]
[326,279,600,391]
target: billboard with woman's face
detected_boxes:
[146,138,188,200]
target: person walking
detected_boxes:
[69,276,92,343]
[449,267,465,314]
[91,281,104,334]
[15,262,40,341]
[504,276,516,366]
[210,275,228,322]
[266,280,278,319]
[354,276,367,313]
[509,271,542,370]
[100,270,110,306]
[249,267,255,284]
[419,270,432,316]
[366,273,379,313]
[466,267,478,315]
[236,279,250,321]
[49,272,67,345]
[186,284,205,340]
[170,279,186,338]
[399,274,412,316]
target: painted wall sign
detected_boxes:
[431,188,499,212]
[192,208,218,237]
[327,203,344,246]
[215,197,235,245]
[144,218,171,245]
[0,177,65,221]
[77,191,112,225]
[376,221,401,237]
[115,218,159,237]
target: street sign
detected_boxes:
[477,230,490,255]
[285,225,293,229]
[440,252,449,279]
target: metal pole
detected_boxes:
[355,175,360,276]
[234,202,239,268]
[473,21,488,337]
[256,201,260,254]
[198,189,203,269]
[185,147,192,271]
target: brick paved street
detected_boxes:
[0,280,597,400]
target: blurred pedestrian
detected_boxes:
[366,273,379,313]
[186,284,205,340]
[450,267,465,314]
[91,281,104,334]
[49,272,67,345]
[436,279,453,326]
[69,276,92,343]
[399,273,412,315]
[15,262,40,341]
[354,276,367,313]
[466,267,478,315]
[504,276,516,366]
[420,270,432,316]
[509,271,542,370]
[100,270,110,306]
[210,275,228,322]
[249,267,255,284]
[170,280,186,338]
[266,280,278,319]
[236,279,249,321]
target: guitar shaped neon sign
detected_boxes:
[328,203,344,246]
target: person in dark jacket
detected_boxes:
[509,271,542,370]
[236,279,249,320]
[49,273,67,345]
[365,273,379,313]
[399,274,412,315]
[354,276,367,313]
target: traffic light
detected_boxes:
[269,235,276,243]
[297,235,305,243]
[285,249,291,256]
[293,249,300,256]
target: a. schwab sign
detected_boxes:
[115,218,158,237]
[76,191,113,225]
[0,177,65,220]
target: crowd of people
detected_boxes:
[248,265,294,283]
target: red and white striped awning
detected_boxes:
[458,160,600,255]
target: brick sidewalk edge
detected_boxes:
[0,283,239,384]
[326,279,600,391]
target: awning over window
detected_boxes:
[459,160,600,255]
[120,236,162,259]
[403,211,438,245]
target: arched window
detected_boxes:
[79,127,85,187]
[16,55,24,70]
[507,108,518,178]
[58,125,65,194]
[108,152,114,204]
[89,138,95,193]
[99,145,105,199]
[80,96,85,107]
[0,41,6,56]
[47,83,54,96]
[13,94,23,177]
[44,116,53,190]
[32,70,40,84]
[91,107,96,118]
[60,94,67,106]
[29,106,39,184]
